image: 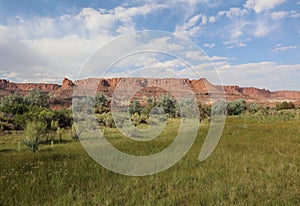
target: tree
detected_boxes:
[25,89,49,108]
[157,94,177,118]
[141,98,155,117]
[39,109,54,129]
[0,93,28,115]
[53,109,72,128]
[56,127,63,142]
[95,94,107,107]
[95,94,108,114]
[211,101,227,116]
[276,101,295,110]
[131,112,141,126]
[23,121,47,152]
[198,103,211,121]
[129,100,142,115]
[226,99,246,116]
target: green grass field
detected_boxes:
[0,116,299,205]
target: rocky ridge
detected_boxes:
[0,78,299,107]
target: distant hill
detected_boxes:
[1,77,299,108]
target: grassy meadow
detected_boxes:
[0,115,300,205]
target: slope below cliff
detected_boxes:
[0,78,299,107]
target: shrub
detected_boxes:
[140,113,149,124]
[227,99,246,116]
[276,101,295,110]
[56,127,63,142]
[129,100,142,115]
[0,93,28,115]
[25,89,50,108]
[71,124,79,140]
[23,121,47,152]
[95,94,108,107]
[157,94,177,118]
[211,101,227,116]
[131,112,141,126]
[104,112,115,128]
[198,103,211,121]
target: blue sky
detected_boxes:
[0,0,299,90]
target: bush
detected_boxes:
[0,93,28,115]
[131,112,141,126]
[104,112,115,128]
[56,127,63,141]
[140,113,149,124]
[276,101,295,110]
[157,94,177,118]
[71,124,79,140]
[25,89,50,108]
[53,109,72,128]
[247,103,263,114]
[199,103,211,121]
[211,101,227,116]
[23,121,47,152]
[227,99,246,116]
[129,100,142,115]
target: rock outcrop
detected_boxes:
[62,77,74,89]
[0,77,299,107]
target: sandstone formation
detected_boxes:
[0,77,299,107]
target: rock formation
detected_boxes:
[0,77,299,107]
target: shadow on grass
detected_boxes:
[0,148,13,153]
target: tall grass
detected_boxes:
[0,116,299,205]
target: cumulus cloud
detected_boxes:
[204,43,215,48]
[185,51,210,61]
[0,4,168,82]
[216,7,248,19]
[244,0,286,13]
[253,19,279,37]
[270,11,289,20]
[270,10,300,20]
[223,39,250,49]
[212,61,300,90]
[174,14,207,38]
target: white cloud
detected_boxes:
[178,0,208,6]
[222,62,300,90]
[289,10,300,18]
[210,56,229,61]
[0,4,170,82]
[204,43,215,48]
[253,20,279,37]
[270,11,289,20]
[271,45,297,52]
[229,20,251,38]
[6,4,167,40]
[185,51,209,61]
[208,16,217,23]
[223,39,250,49]
[244,0,286,13]
[209,7,249,24]
[174,14,207,38]
[270,10,300,20]
[223,7,249,19]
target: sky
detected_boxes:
[0,0,299,91]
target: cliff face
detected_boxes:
[0,78,299,106]
[0,79,60,93]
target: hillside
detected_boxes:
[0,77,299,107]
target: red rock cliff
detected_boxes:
[0,78,299,106]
